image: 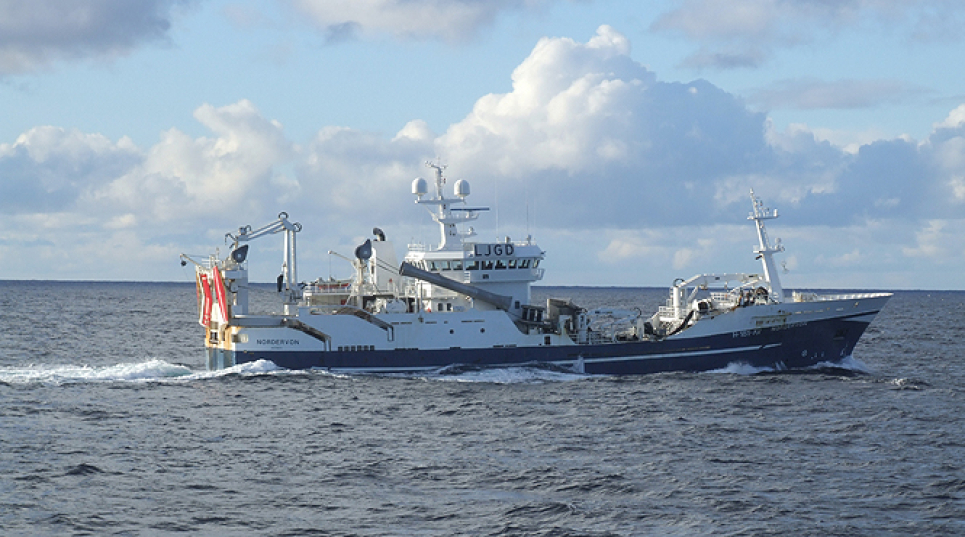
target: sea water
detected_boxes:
[1,281,963,536]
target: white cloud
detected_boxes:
[598,229,667,262]
[0,126,141,213]
[653,0,783,42]
[438,26,810,229]
[594,225,749,277]
[438,25,649,174]
[807,126,898,155]
[935,103,965,130]
[421,25,965,286]
[950,177,965,201]
[0,99,301,279]
[284,0,552,43]
[902,219,965,260]
[296,123,433,220]
[931,137,965,176]
[749,78,928,111]
[92,99,294,223]
[815,248,863,268]
[652,0,965,69]
[0,0,194,76]
[393,120,435,144]
[105,213,137,230]
[3,26,965,286]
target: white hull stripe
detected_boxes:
[320,343,782,373]
[842,312,880,323]
[319,365,440,373]
[567,343,782,366]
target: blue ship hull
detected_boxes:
[208,311,878,375]
[188,180,891,378]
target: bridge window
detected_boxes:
[508,259,517,269]
[466,260,479,270]
[451,260,463,270]
[519,259,530,269]
[495,260,506,269]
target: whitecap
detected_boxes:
[186,359,296,380]
[889,377,929,390]
[0,358,305,386]
[809,355,873,374]
[425,364,591,384]
[0,359,194,386]
[706,362,776,375]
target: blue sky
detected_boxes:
[2,0,964,290]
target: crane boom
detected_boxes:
[225,212,302,305]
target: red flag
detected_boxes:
[212,267,229,323]
[199,273,212,327]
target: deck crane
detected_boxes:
[224,212,302,308]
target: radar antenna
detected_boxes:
[413,161,488,251]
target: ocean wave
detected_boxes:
[707,355,872,376]
[706,362,780,375]
[0,359,194,386]
[0,358,592,386]
[421,363,591,384]
[0,358,295,386]
[188,359,292,380]
[810,355,873,374]
[889,377,930,390]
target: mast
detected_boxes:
[429,162,457,249]
[748,189,784,303]
[412,161,486,251]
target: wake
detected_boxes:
[0,359,290,386]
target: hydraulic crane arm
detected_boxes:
[224,212,302,303]
[226,211,301,248]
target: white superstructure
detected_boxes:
[181,163,891,375]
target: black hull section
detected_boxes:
[210,312,877,375]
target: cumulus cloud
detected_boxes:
[652,0,965,69]
[0,127,140,213]
[436,25,773,228]
[447,26,965,233]
[296,121,434,224]
[2,25,965,286]
[935,103,965,130]
[0,0,194,76]
[0,99,439,279]
[749,78,929,110]
[284,0,550,43]
[440,26,650,172]
[425,25,965,285]
[0,100,301,279]
[91,100,295,224]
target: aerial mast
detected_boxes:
[412,161,484,251]
[748,189,785,303]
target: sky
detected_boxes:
[1,0,964,290]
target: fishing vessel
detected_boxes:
[181,162,891,375]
